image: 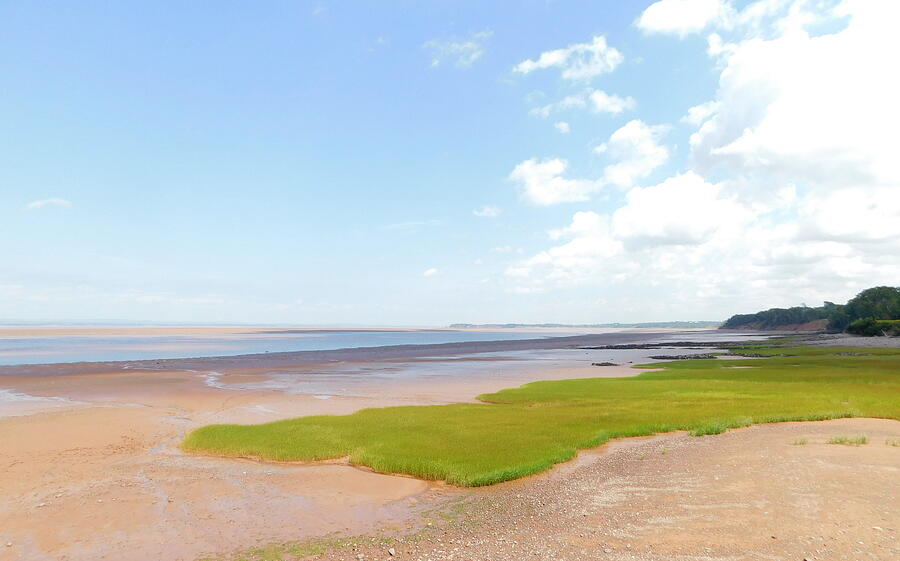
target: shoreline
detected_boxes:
[0,329,756,376]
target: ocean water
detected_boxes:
[0,328,590,366]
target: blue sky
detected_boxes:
[2,1,898,325]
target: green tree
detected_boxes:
[844,286,900,321]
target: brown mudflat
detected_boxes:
[0,347,645,561]
[0,397,435,561]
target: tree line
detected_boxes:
[721,286,900,335]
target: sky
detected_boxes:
[2,0,898,325]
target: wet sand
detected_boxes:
[2,331,702,561]
[0,402,434,561]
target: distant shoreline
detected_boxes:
[0,329,759,377]
[449,321,721,329]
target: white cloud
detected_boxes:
[690,4,900,198]
[596,120,670,188]
[589,90,637,114]
[514,36,624,81]
[637,0,728,36]
[423,268,439,277]
[505,212,624,288]
[503,183,793,300]
[554,121,571,134]
[530,93,587,118]
[530,89,635,118]
[473,205,502,218]
[25,198,72,210]
[506,173,753,287]
[508,121,668,209]
[611,171,754,248]
[681,100,720,125]
[799,187,900,243]
[504,1,900,313]
[509,158,602,206]
[424,30,493,68]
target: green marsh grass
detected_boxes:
[827,435,869,446]
[182,347,900,486]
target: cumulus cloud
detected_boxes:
[473,205,502,218]
[529,93,587,118]
[506,212,623,286]
[424,30,493,68]
[681,101,720,126]
[611,171,754,248]
[508,121,668,208]
[509,158,602,206]
[637,0,728,36]
[690,4,900,199]
[505,1,900,312]
[531,89,636,118]
[25,198,72,210]
[596,120,670,188]
[508,173,754,288]
[423,268,439,277]
[554,121,571,134]
[588,90,637,114]
[514,36,623,81]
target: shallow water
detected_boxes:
[196,334,768,398]
[0,328,592,365]
[0,388,77,417]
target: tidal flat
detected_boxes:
[3,330,898,561]
[183,345,900,486]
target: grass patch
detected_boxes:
[886,439,900,447]
[727,345,900,357]
[182,346,900,487]
[827,435,869,446]
[791,439,808,445]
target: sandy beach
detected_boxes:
[1,329,897,561]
